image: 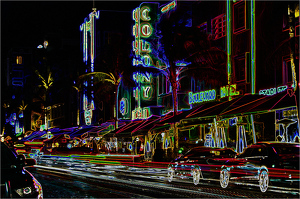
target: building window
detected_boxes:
[16,56,22,65]
[233,1,245,33]
[234,54,246,82]
[282,56,293,85]
[211,14,226,40]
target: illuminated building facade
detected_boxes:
[3,48,34,139]
[113,0,299,160]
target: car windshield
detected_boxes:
[1,142,17,169]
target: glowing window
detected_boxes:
[211,14,226,40]
[16,56,22,65]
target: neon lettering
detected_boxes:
[140,6,151,21]
[189,89,216,104]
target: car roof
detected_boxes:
[251,142,300,147]
[190,146,235,151]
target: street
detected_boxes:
[26,160,299,198]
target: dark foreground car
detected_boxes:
[218,142,300,192]
[1,142,43,198]
[167,146,237,185]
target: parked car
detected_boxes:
[167,146,237,185]
[1,142,43,198]
[218,142,300,192]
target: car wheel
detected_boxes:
[259,170,269,193]
[192,168,201,185]
[167,167,175,182]
[220,168,230,189]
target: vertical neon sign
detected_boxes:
[131,3,158,120]
[80,8,100,125]
[226,0,232,85]
[80,8,100,72]
[250,0,256,94]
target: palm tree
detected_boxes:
[17,100,28,136]
[35,70,54,130]
[78,72,122,128]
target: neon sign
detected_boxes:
[80,9,100,69]
[132,3,158,67]
[189,89,216,104]
[220,84,239,98]
[80,9,99,126]
[132,72,152,83]
[120,98,128,116]
[161,1,176,13]
[283,108,298,117]
[132,107,150,120]
[259,85,287,96]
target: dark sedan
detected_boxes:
[167,146,237,185]
[1,142,43,198]
[218,142,300,192]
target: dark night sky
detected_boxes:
[1,0,173,67]
[1,1,152,59]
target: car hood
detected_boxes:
[1,168,35,189]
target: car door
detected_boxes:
[241,146,268,177]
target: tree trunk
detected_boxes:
[169,65,179,157]
[114,85,119,129]
[170,66,178,116]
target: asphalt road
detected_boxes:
[27,164,300,198]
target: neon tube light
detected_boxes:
[226,0,232,85]
[250,0,256,94]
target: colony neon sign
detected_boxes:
[132,3,158,67]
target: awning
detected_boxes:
[103,120,144,138]
[21,131,47,142]
[131,115,161,136]
[185,97,242,119]
[178,89,298,124]
[43,133,71,143]
[69,126,95,139]
[220,90,298,117]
